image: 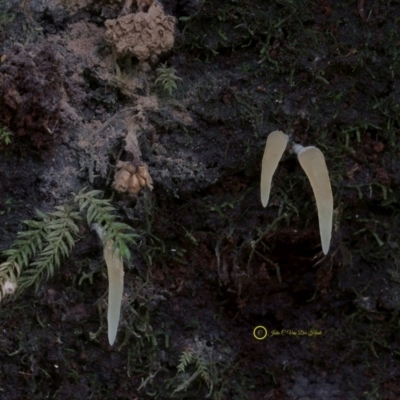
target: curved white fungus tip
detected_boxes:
[296,145,333,255]
[4,280,17,295]
[260,131,288,208]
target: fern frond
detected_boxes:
[0,209,51,300]
[173,348,212,394]
[173,370,201,394]
[173,339,217,396]
[196,356,211,386]
[155,63,182,95]
[1,188,138,302]
[17,205,82,292]
[177,350,193,373]
[2,211,49,269]
[75,188,139,261]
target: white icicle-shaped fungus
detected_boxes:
[260,131,288,207]
[103,239,124,345]
[92,224,124,345]
[294,144,333,255]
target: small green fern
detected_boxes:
[0,125,13,146]
[0,188,138,300]
[196,355,212,388]
[177,350,194,373]
[173,339,215,396]
[154,63,182,95]
[0,209,55,299]
[18,206,82,292]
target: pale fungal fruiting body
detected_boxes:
[92,224,124,346]
[0,278,17,301]
[293,144,333,255]
[3,279,17,295]
[260,130,333,255]
[103,239,124,346]
[260,131,288,207]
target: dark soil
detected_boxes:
[1,0,400,399]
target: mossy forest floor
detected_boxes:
[1,0,400,399]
